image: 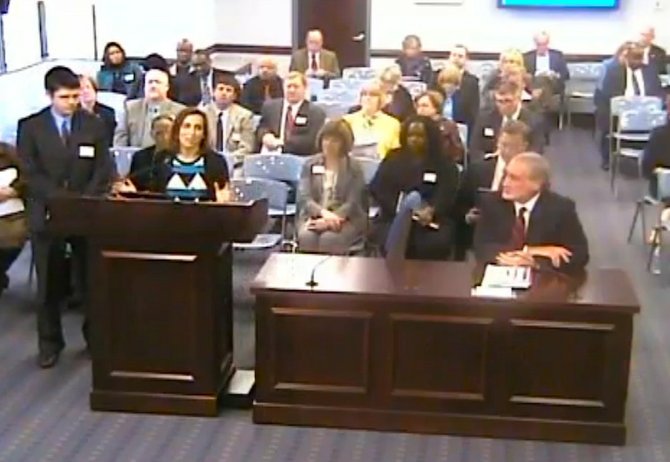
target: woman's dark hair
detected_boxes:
[44,66,80,94]
[102,42,126,66]
[169,108,210,155]
[316,119,354,158]
[399,115,444,158]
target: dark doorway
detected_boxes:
[292,0,370,69]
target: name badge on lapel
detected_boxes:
[294,116,308,126]
[312,164,326,175]
[484,127,495,138]
[231,132,241,142]
[423,172,437,184]
[78,145,95,158]
[123,73,135,83]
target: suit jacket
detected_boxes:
[452,71,480,133]
[91,103,116,147]
[384,85,415,122]
[298,154,367,231]
[289,48,341,77]
[203,103,255,155]
[256,99,326,156]
[172,69,229,107]
[16,108,114,232]
[240,75,284,114]
[395,55,433,84]
[114,99,186,148]
[469,107,545,160]
[455,155,497,218]
[523,49,570,85]
[474,190,589,272]
[647,44,668,75]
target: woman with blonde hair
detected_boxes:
[343,80,400,158]
[378,65,415,121]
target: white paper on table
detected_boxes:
[481,264,531,290]
[0,167,25,217]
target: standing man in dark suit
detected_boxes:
[470,81,545,160]
[256,71,327,156]
[596,43,664,170]
[17,66,114,368]
[289,30,341,79]
[447,44,480,134]
[474,152,589,272]
[639,26,667,75]
[453,120,531,260]
[177,49,227,108]
[523,31,570,95]
[240,57,284,115]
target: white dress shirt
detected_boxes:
[218,107,230,147]
[535,53,551,75]
[514,193,540,232]
[491,156,507,191]
[643,47,651,66]
[503,105,523,125]
[624,67,646,97]
[279,100,304,143]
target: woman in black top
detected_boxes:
[79,75,116,146]
[370,115,459,260]
[117,108,230,202]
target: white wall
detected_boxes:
[214,0,292,46]
[370,0,670,54]
[2,0,42,70]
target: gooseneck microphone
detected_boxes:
[306,254,334,288]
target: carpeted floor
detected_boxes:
[0,127,669,462]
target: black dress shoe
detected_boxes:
[38,350,61,369]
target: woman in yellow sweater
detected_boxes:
[343,80,400,159]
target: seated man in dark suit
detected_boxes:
[639,26,667,75]
[395,34,433,84]
[469,81,545,160]
[289,29,341,79]
[641,103,670,199]
[445,44,480,134]
[256,71,327,156]
[240,57,284,114]
[474,152,589,272]
[596,43,664,170]
[523,31,570,95]
[453,120,531,260]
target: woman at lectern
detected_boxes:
[297,120,367,255]
[115,108,231,202]
[370,115,459,260]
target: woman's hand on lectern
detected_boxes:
[214,182,233,203]
[112,179,137,194]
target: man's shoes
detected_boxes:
[37,350,61,369]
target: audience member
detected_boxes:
[639,26,668,75]
[118,115,174,192]
[596,43,664,170]
[17,66,114,368]
[470,81,545,159]
[240,57,284,115]
[641,100,670,199]
[79,75,116,147]
[170,39,200,106]
[170,39,194,77]
[256,72,326,156]
[343,80,400,158]
[474,152,589,272]
[596,41,635,97]
[379,65,415,122]
[114,69,186,148]
[453,120,530,260]
[436,62,479,135]
[96,42,143,99]
[289,29,341,79]
[414,90,464,162]
[297,120,367,254]
[189,49,227,107]
[0,142,27,298]
[137,53,178,101]
[370,115,459,260]
[523,31,570,95]
[202,72,254,155]
[481,48,526,106]
[395,35,433,84]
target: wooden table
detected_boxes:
[251,254,640,444]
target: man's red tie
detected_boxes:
[510,207,527,250]
[311,54,318,72]
[285,106,295,136]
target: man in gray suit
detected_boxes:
[113,69,185,147]
[202,72,255,156]
[257,71,327,156]
[289,30,341,79]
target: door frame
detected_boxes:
[291,0,371,67]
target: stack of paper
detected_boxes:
[481,264,532,289]
[0,167,25,217]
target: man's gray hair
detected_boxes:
[516,152,551,187]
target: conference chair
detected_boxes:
[342,67,377,80]
[350,142,379,160]
[628,167,670,246]
[566,62,601,127]
[384,191,422,260]
[230,177,289,250]
[609,107,666,195]
[307,77,325,102]
[111,147,140,177]
[401,80,427,99]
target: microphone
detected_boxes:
[119,150,170,188]
[306,254,334,288]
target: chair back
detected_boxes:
[318,101,353,120]
[350,142,379,160]
[111,147,140,177]
[384,191,422,261]
[217,152,237,174]
[401,81,427,99]
[618,110,667,132]
[343,67,377,80]
[610,96,663,116]
[230,177,289,210]
[307,77,325,101]
[354,157,381,185]
[657,168,670,201]
[242,153,306,184]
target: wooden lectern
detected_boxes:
[47,195,268,416]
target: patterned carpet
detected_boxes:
[0,128,669,462]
